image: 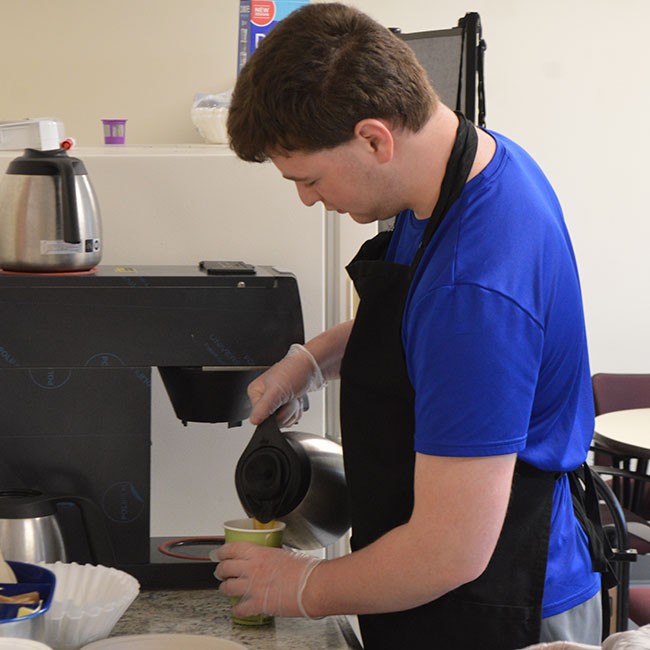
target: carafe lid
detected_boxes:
[6,147,87,176]
[235,417,311,523]
[0,489,58,518]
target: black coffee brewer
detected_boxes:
[0,264,304,587]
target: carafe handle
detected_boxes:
[53,495,115,566]
[48,153,82,244]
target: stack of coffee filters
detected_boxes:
[37,563,139,650]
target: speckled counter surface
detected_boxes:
[111,589,362,649]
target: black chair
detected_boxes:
[589,467,638,635]
[590,373,650,629]
[593,466,650,630]
[591,373,650,548]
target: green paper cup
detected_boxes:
[224,518,286,625]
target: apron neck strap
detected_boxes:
[410,112,478,273]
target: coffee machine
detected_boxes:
[0,263,304,587]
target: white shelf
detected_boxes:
[71,143,234,157]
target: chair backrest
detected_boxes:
[398,12,486,126]
[592,373,650,416]
[592,372,650,525]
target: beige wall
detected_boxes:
[3,0,650,372]
[2,0,239,144]
[3,1,647,152]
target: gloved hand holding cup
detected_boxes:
[217,518,286,625]
[213,518,323,624]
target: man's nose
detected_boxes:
[296,183,320,207]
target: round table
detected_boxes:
[594,408,650,460]
[594,408,650,511]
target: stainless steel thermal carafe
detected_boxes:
[0,489,67,563]
[0,148,102,272]
[0,489,114,565]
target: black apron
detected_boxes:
[339,113,558,650]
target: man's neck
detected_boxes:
[396,105,494,220]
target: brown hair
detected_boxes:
[227,2,438,162]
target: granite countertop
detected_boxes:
[111,589,362,649]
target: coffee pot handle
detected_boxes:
[55,495,115,566]
[49,153,82,244]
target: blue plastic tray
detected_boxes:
[0,561,55,624]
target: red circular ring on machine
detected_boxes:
[158,536,225,561]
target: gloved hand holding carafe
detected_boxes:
[248,344,325,426]
[247,320,354,426]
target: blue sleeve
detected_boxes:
[405,283,545,457]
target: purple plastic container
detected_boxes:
[102,119,127,144]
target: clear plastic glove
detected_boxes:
[248,344,325,426]
[602,624,650,650]
[212,542,322,618]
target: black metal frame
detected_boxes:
[590,467,640,635]
[397,12,486,127]
[458,12,486,127]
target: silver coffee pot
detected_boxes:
[0,489,114,565]
[235,417,350,550]
[0,148,102,272]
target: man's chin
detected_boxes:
[348,213,376,224]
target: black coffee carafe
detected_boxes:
[235,417,350,550]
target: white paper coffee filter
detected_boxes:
[37,563,139,650]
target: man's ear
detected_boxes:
[353,119,394,163]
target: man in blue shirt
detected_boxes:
[215,4,602,648]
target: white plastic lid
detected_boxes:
[37,119,61,150]
[0,118,65,151]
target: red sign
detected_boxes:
[251,1,276,27]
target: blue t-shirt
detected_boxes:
[385,130,599,617]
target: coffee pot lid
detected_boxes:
[0,489,58,518]
[6,147,87,176]
[235,417,311,523]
